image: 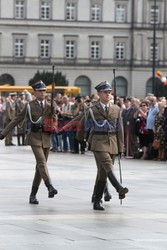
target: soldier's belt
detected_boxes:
[31,124,51,134]
[93,131,116,136]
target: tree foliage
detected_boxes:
[29,71,68,86]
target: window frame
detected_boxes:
[115,3,126,23]
[14,38,24,57]
[115,42,125,60]
[91,3,102,22]
[40,39,50,58]
[40,0,51,20]
[149,42,159,61]
[90,41,101,59]
[150,3,161,24]
[15,0,26,19]
[65,1,77,21]
[38,35,52,59]
[89,36,103,61]
[65,40,75,59]
[13,34,27,58]
[64,35,78,60]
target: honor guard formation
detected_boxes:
[1,80,167,210]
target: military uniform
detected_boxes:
[4,93,16,145]
[0,81,58,204]
[76,81,128,210]
[16,96,27,145]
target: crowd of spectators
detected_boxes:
[120,95,167,160]
[1,91,167,160]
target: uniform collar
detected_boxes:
[37,99,45,106]
[100,101,109,110]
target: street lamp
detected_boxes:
[152,0,157,95]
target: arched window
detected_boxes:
[112,76,127,97]
[75,76,91,96]
[0,74,15,86]
[146,78,153,95]
[146,77,165,97]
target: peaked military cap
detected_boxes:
[95,81,112,92]
[32,80,46,91]
[124,97,131,103]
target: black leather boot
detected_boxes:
[91,183,96,203]
[93,180,106,211]
[22,135,25,145]
[104,183,112,202]
[107,171,128,199]
[45,180,58,198]
[17,135,21,146]
[29,186,39,204]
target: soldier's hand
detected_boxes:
[118,152,122,159]
[0,133,5,140]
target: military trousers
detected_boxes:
[5,130,13,145]
[93,151,116,181]
[5,120,13,145]
[31,146,50,187]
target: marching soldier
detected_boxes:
[76,81,129,210]
[0,81,58,205]
[4,92,17,146]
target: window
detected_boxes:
[112,76,127,97]
[91,4,101,21]
[15,0,25,19]
[150,5,160,24]
[115,42,125,60]
[66,2,76,21]
[40,39,50,58]
[91,41,100,59]
[41,1,51,20]
[150,43,159,61]
[116,4,126,23]
[65,40,75,58]
[14,38,24,57]
[75,76,91,96]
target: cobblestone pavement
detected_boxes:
[0,139,167,250]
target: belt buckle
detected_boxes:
[108,131,112,136]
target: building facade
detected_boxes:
[0,0,167,97]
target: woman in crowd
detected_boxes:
[134,100,149,159]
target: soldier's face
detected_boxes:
[34,90,46,101]
[98,91,112,103]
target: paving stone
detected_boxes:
[0,139,167,250]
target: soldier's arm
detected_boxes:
[58,112,84,134]
[1,104,28,137]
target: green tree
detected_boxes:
[29,71,68,86]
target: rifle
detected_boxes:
[113,69,123,205]
[113,68,117,104]
[51,64,55,115]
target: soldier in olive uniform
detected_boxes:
[0,81,58,205]
[4,92,17,146]
[76,81,129,210]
